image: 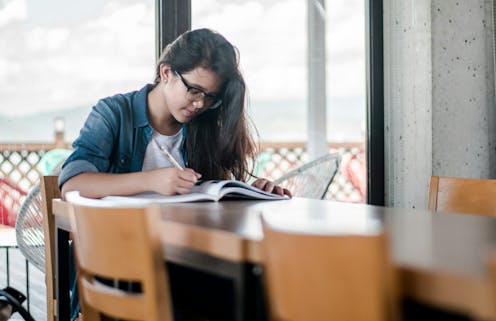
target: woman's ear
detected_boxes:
[160,64,172,83]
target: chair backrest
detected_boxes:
[69,204,173,321]
[16,161,66,274]
[16,184,44,272]
[16,170,64,321]
[40,175,60,321]
[261,214,397,321]
[273,153,340,199]
[487,252,496,317]
[428,176,496,216]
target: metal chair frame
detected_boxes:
[274,153,340,200]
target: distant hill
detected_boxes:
[0,106,91,143]
[0,97,365,144]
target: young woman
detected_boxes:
[61,28,291,321]
[59,28,291,198]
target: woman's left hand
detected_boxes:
[251,178,292,198]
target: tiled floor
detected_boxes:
[0,226,46,321]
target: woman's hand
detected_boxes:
[251,178,292,198]
[148,167,201,195]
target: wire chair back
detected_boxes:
[274,153,340,200]
[15,161,65,273]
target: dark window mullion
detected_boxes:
[156,0,191,61]
[365,0,385,205]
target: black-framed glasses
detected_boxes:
[174,71,222,110]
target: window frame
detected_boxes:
[157,0,385,205]
[155,0,191,60]
[365,0,384,205]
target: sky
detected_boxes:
[0,0,365,117]
[0,0,155,116]
[193,0,365,101]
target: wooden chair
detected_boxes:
[40,175,61,321]
[260,213,397,321]
[487,253,496,318]
[428,176,496,215]
[16,174,63,321]
[69,203,173,321]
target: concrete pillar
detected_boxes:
[384,0,433,209]
[384,0,496,210]
[431,0,496,178]
[54,117,65,148]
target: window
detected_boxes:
[192,0,366,202]
[0,0,155,191]
[0,0,155,142]
[193,0,307,141]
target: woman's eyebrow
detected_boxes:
[183,74,220,96]
[191,83,220,96]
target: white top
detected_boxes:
[142,130,185,171]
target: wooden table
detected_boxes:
[52,198,496,321]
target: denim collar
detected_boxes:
[132,84,155,128]
[133,83,188,165]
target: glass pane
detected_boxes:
[193,0,307,142]
[326,0,366,202]
[0,0,155,192]
[192,0,366,202]
[327,0,365,143]
[0,0,155,142]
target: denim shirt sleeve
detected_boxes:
[58,99,120,189]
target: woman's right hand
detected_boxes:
[147,167,202,195]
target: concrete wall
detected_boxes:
[384,0,433,209]
[384,0,496,209]
[432,0,496,177]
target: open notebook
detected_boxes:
[66,180,288,206]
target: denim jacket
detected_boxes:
[58,84,186,189]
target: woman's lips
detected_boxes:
[183,108,196,117]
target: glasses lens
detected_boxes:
[208,99,222,110]
[177,71,222,109]
[187,88,203,97]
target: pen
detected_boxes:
[153,138,184,170]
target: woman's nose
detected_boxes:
[192,99,204,110]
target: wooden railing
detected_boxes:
[0,141,365,202]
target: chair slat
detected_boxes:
[261,213,397,321]
[428,176,496,216]
[70,204,173,321]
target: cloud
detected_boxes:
[193,0,307,100]
[26,27,70,52]
[193,0,365,100]
[0,0,27,27]
[0,0,365,117]
[0,0,155,116]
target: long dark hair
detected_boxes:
[154,28,256,181]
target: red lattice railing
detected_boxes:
[0,143,70,192]
[0,178,27,227]
[0,141,366,202]
[257,142,365,202]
